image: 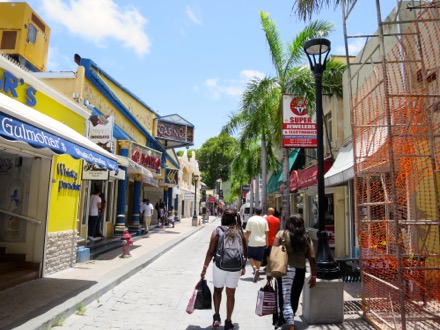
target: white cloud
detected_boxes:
[185,5,202,25]
[204,69,265,100]
[335,38,366,56]
[40,0,150,57]
[240,70,266,81]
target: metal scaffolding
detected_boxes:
[342,0,440,329]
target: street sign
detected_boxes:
[282,94,317,148]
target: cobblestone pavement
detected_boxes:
[59,218,374,330]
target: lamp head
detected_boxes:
[303,38,331,73]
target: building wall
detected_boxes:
[48,155,82,232]
[44,230,76,275]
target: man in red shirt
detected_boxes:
[264,207,281,266]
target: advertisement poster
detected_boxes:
[88,115,114,153]
[282,94,317,148]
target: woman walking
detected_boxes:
[271,214,317,330]
[200,208,247,329]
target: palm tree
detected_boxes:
[292,0,343,21]
[260,11,334,225]
[222,76,280,212]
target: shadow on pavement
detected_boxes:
[0,278,96,330]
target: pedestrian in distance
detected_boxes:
[96,191,106,237]
[140,198,154,234]
[155,198,166,227]
[167,206,174,228]
[88,189,101,238]
[263,207,281,267]
[270,213,317,330]
[200,208,248,330]
[245,206,268,282]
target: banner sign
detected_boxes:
[88,115,114,153]
[0,112,118,172]
[129,141,162,174]
[282,95,317,148]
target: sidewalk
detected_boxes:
[0,216,368,330]
[0,216,206,330]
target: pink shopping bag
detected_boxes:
[186,280,200,314]
[255,280,276,316]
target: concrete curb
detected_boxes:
[14,225,205,330]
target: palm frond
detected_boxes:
[260,11,285,78]
[292,0,344,22]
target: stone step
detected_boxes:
[0,267,39,291]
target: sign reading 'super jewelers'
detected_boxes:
[129,141,162,174]
[282,94,317,148]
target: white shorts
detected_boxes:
[212,264,241,289]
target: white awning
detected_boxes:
[324,143,354,186]
[117,155,158,187]
[0,93,118,172]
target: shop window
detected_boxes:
[306,194,334,230]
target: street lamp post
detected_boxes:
[192,174,199,226]
[304,38,340,280]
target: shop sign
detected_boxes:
[129,141,162,174]
[56,163,81,193]
[0,112,118,172]
[156,120,194,144]
[88,115,114,153]
[164,168,178,185]
[0,70,37,107]
[282,95,317,148]
[184,193,194,200]
[82,161,109,180]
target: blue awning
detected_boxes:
[0,93,118,172]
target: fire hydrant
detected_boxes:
[120,229,134,258]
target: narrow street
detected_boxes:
[60,217,274,329]
[60,218,372,330]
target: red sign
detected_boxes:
[282,95,317,148]
[129,142,162,174]
[208,196,216,203]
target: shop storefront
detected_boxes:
[324,142,356,257]
[290,159,334,247]
[0,92,117,276]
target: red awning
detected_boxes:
[290,159,333,192]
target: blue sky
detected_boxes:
[4,0,395,149]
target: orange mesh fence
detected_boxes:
[351,4,440,329]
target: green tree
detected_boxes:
[197,134,237,188]
[260,11,334,224]
[222,76,280,212]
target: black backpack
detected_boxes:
[215,226,245,271]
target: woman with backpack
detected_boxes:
[200,208,248,330]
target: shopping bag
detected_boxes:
[255,280,276,316]
[186,286,198,314]
[268,231,288,278]
[194,279,212,310]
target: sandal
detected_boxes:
[225,319,234,330]
[212,313,221,329]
